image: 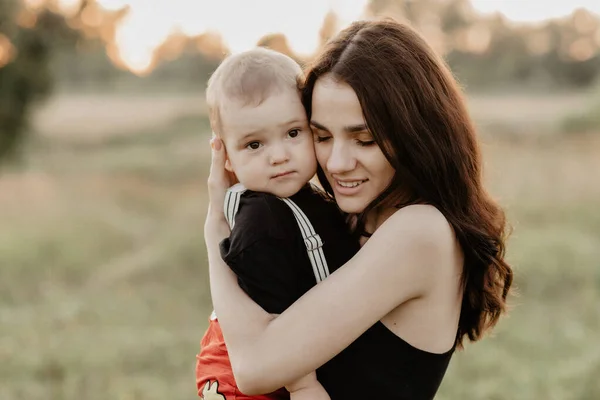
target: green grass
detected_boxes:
[560,88,600,134]
[1,101,599,399]
[562,110,600,134]
[439,200,600,400]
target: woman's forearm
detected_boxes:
[206,215,335,393]
[209,232,368,393]
[207,206,446,394]
[206,230,274,340]
[206,236,294,393]
[208,250,325,393]
[207,227,370,392]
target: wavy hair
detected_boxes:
[302,18,513,347]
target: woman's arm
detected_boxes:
[206,205,455,394]
[204,138,456,394]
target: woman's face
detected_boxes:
[310,75,395,214]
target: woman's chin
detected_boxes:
[334,196,368,215]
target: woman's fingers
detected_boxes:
[205,136,234,244]
[206,136,228,216]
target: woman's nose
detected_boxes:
[326,141,355,174]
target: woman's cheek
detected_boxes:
[314,143,330,172]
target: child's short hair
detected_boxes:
[206,47,304,134]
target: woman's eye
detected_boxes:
[356,139,376,147]
[315,135,331,143]
[288,129,300,138]
[246,141,262,150]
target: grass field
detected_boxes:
[1,92,599,400]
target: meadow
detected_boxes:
[1,91,599,400]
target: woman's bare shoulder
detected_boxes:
[377,204,455,252]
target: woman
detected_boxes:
[204,18,513,399]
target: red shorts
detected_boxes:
[195,317,289,400]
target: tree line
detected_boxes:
[2,0,600,163]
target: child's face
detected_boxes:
[220,88,317,198]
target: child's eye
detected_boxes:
[246,141,262,150]
[288,129,301,138]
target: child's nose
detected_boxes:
[269,144,289,165]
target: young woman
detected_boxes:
[203,18,513,400]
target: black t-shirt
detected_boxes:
[219,184,360,314]
[219,184,455,400]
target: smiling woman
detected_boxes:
[204,18,513,400]
[309,77,395,217]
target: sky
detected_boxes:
[48,0,600,73]
[471,0,600,22]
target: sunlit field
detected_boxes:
[1,92,599,400]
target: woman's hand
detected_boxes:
[286,371,331,400]
[204,136,237,245]
[285,371,319,392]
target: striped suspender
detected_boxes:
[278,198,330,282]
[211,187,330,321]
[223,184,330,283]
[224,184,245,230]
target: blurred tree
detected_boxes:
[257,33,296,58]
[48,0,129,89]
[318,11,339,47]
[0,0,54,164]
[540,12,600,88]
[440,0,474,34]
[366,0,600,90]
[150,31,224,91]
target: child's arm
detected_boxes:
[286,372,330,400]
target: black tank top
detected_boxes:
[317,320,455,399]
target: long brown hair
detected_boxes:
[302,18,513,348]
